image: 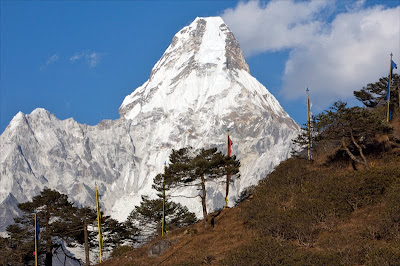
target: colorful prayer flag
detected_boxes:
[225,130,233,207]
[228,136,233,157]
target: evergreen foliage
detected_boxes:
[312,101,391,168]
[126,196,196,238]
[164,147,240,226]
[354,73,399,108]
[2,189,136,265]
[294,75,399,167]
[127,158,197,240]
[294,100,391,168]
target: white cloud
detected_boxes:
[69,51,104,68]
[222,1,400,109]
[87,52,101,67]
[40,53,59,70]
[222,0,333,56]
[283,5,400,107]
[69,53,84,62]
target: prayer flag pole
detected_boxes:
[95,185,103,263]
[307,88,311,161]
[162,162,166,236]
[387,53,393,123]
[34,209,38,266]
[225,130,232,207]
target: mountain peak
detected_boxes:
[119,16,250,118]
[7,112,25,132]
[166,16,249,73]
[192,16,224,25]
[30,107,49,116]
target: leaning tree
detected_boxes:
[354,73,399,109]
[312,101,391,169]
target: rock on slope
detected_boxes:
[0,16,299,231]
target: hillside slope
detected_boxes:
[102,150,400,265]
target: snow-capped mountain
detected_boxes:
[0,16,299,232]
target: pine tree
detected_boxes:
[5,189,137,265]
[354,73,399,109]
[126,163,197,240]
[126,196,196,239]
[312,101,391,169]
[165,147,240,227]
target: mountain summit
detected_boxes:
[0,17,299,232]
[120,17,287,120]
[119,17,250,118]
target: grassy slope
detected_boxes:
[103,153,400,265]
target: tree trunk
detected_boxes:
[200,175,208,227]
[45,247,52,265]
[350,132,370,169]
[45,213,52,266]
[84,216,90,266]
[225,174,231,207]
[341,136,366,170]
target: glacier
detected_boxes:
[0,16,300,235]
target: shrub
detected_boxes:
[222,236,341,266]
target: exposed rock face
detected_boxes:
[0,110,138,215]
[0,16,299,232]
[0,193,21,237]
[148,240,171,258]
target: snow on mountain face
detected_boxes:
[0,16,299,232]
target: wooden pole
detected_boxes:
[307,88,311,161]
[162,162,166,237]
[387,53,393,123]
[34,210,38,266]
[95,185,102,263]
[84,215,90,266]
[225,130,230,207]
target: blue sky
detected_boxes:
[1,0,399,133]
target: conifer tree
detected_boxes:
[126,196,196,239]
[165,147,240,227]
[126,164,197,240]
[354,73,399,108]
[5,189,137,265]
[294,75,398,165]
[305,101,391,169]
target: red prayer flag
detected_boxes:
[228,136,233,156]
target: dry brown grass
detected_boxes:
[101,121,400,265]
[101,204,256,266]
